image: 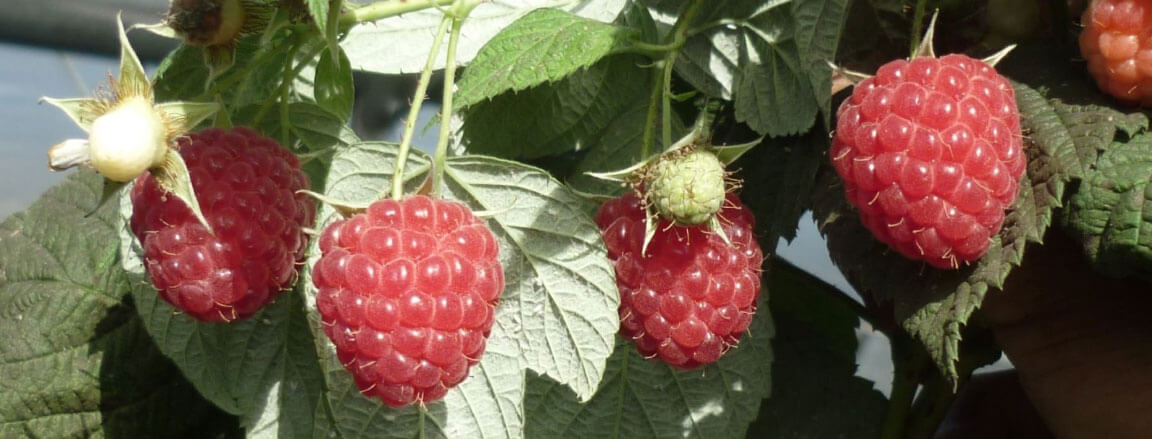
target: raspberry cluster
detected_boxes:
[596,193,763,368]
[131,127,314,322]
[831,54,1025,268]
[313,196,503,407]
[1080,0,1152,105]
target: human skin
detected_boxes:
[980,232,1152,437]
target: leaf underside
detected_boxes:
[0,171,233,437]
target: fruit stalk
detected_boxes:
[661,0,704,150]
[390,17,450,200]
[338,0,455,26]
[431,2,479,198]
[879,339,921,439]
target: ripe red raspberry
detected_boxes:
[830,54,1025,268]
[595,193,763,369]
[312,196,503,407]
[1080,0,1152,104]
[130,127,314,322]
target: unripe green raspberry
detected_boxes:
[645,149,727,225]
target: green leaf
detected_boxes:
[153,45,210,100]
[997,44,1150,178]
[309,0,344,69]
[234,102,360,152]
[455,8,632,109]
[131,278,328,434]
[675,2,818,136]
[1064,133,1152,281]
[747,259,885,437]
[441,155,620,400]
[792,0,850,125]
[307,0,331,36]
[737,130,825,245]
[523,294,772,438]
[464,55,649,160]
[315,46,355,121]
[567,104,654,195]
[342,0,627,74]
[998,44,1152,280]
[0,171,234,437]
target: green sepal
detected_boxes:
[116,13,152,100]
[712,137,764,165]
[152,149,212,232]
[41,97,103,132]
[157,101,220,133]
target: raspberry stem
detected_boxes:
[879,339,922,439]
[339,0,456,26]
[661,0,703,151]
[431,3,477,198]
[391,17,450,200]
[640,0,704,158]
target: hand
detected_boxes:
[979,233,1152,437]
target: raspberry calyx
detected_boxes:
[643,148,727,226]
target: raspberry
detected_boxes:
[644,148,727,225]
[130,127,314,322]
[312,196,503,407]
[595,192,763,369]
[831,54,1025,268]
[1080,0,1152,105]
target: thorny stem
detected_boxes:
[339,0,456,26]
[640,63,663,159]
[664,1,704,149]
[909,0,930,58]
[880,339,927,439]
[251,39,305,126]
[389,17,450,200]
[278,44,296,145]
[431,1,479,198]
[640,0,706,158]
[906,372,960,439]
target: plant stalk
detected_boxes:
[880,339,922,439]
[389,17,451,200]
[640,62,664,159]
[639,0,705,158]
[429,0,480,198]
[661,0,704,150]
[905,372,960,439]
[339,0,455,26]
